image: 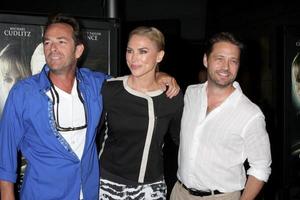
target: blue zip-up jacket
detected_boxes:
[0,65,107,200]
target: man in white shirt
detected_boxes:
[170,32,272,200]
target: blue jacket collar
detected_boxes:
[38,64,86,91]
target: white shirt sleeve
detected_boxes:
[243,113,272,182]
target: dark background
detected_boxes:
[2,0,300,199]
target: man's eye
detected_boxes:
[140,50,147,54]
[231,60,238,65]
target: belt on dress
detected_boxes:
[178,180,223,196]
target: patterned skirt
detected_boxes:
[99,177,167,200]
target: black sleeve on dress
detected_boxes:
[96,81,109,155]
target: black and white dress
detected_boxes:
[98,76,183,200]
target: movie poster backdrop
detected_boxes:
[283,26,300,199]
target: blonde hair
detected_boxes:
[128,26,165,51]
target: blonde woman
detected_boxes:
[98,26,183,199]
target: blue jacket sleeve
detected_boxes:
[0,87,25,183]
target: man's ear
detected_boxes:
[203,54,208,68]
[75,44,85,59]
[156,50,165,63]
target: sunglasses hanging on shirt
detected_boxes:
[48,74,87,132]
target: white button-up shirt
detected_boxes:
[177,81,271,192]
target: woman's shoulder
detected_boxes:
[104,76,127,88]
[102,76,127,97]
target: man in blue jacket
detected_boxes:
[0,14,107,199]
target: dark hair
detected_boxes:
[43,13,84,46]
[205,32,244,56]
